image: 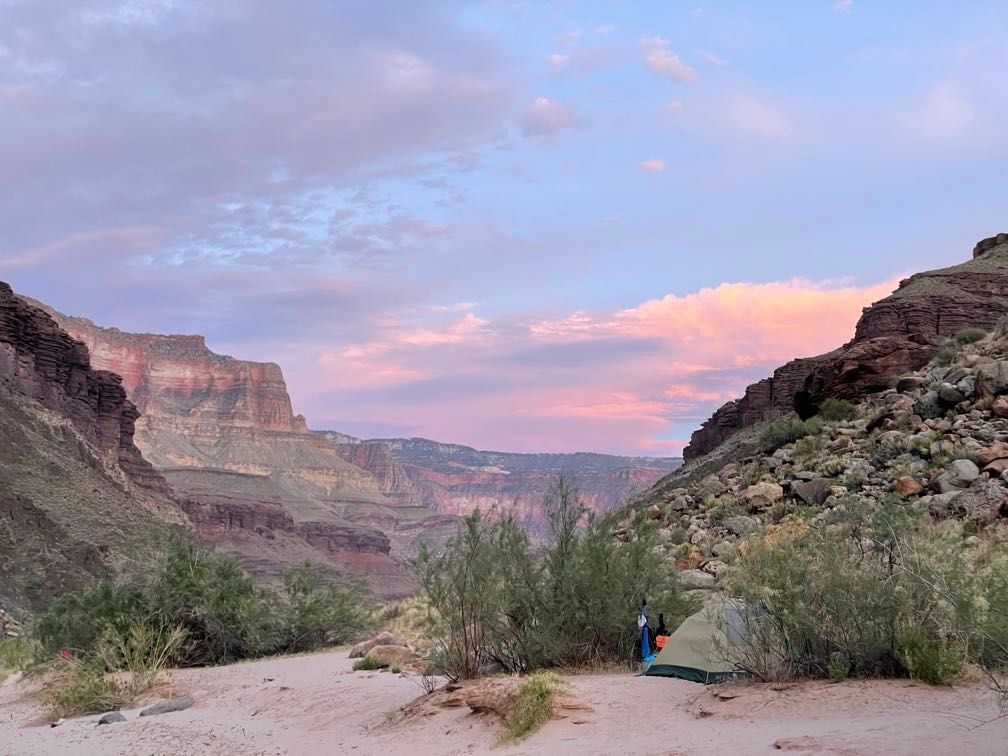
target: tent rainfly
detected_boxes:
[645,598,749,683]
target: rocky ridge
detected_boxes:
[684,234,1008,461]
[627,326,1008,592]
[0,282,185,615]
[318,434,681,536]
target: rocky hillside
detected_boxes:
[628,315,1008,593]
[684,233,1008,461]
[0,282,185,615]
[317,434,681,536]
[32,306,459,599]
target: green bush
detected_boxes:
[353,655,381,671]
[45,658,128,718]
[32,538,376,668]
[0,636,35,673]
[936,339,962,366]
[416,476,697,679]
[724,496,997,684]
[758,417,814,453]
[817,398,858,422]
[954,327,987,345]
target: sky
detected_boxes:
[2,0,1007,456]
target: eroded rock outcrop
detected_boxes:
[684,234,1008,461]
[0,282,184,614]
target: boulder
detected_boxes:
[349,632,409,658]
[724,516,760,536]
[678,569,716,590]
[976,442,1008,467]
[896,375,926,394]
[938,384,966,405]
[893,476,923,497]
[646,504,663,520]
[928,491,964,518]
[743,482,783,509]
[946,459,980,488]
[984,459,1008,478]
[792,478,833,506]
[97,711,126,726]
[952,481,1008,526]
[977,360,1008,396]
[365,644,415,669]
[139,695,194,718]
[994,397,1008,419]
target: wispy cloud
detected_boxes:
[642,37,697,83]
[833,0,854,12]
[521,97,577,136]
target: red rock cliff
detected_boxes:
[684,233,1008,460]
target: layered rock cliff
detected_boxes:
[0,282,184,614]
[684,233,1008,461]
[320,434,681,536]
[33,308,456,598]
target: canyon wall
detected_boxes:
[683,233,1008,461]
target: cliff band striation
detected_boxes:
[0,282,184,615]
[684,234,1008,461]
[31,305,456,598]
[320,434,682,537]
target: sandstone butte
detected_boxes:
[29,299,678,596]
[682,232,1008,463]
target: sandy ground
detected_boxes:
[2,649,1006,756]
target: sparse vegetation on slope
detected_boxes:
[625,324,1008,689]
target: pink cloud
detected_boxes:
[642,38,697,83]
[292,275,901,455]
[638,159,665,172]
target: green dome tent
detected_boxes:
[645,598,749,683]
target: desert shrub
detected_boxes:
[816,458,846,478]
[45,657,128,718]
[416,476,697,679]
[793,435,827,464]
[353,655,382,671]
[817,398,858,422]
[737,461,770,487]
[32,538,376,668]
[34,582,146,658]
[954,327,987,345]
[500,672,565,743]
[725,497,986,684]
[759,417,813,453]
[0,636,35,673]
[936,339,962,366]
[273,563,376,653]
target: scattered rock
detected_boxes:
[948,481,1008,526]
[994,396,1008,418]
[929,491,964,519]
[139,695,194,718]
[678,569,716,590]
[977,360,1008,396]
[893,476,923,497]
[724,516,760,536]
[349,632,409,658]
[946,459,980,488]
[977,441,1008,466]
[97,711,126,726]
[939,384,966,405]
[743,482,783,508]
[896,375,926,394]
[646,504,663,520]
[984,458,1008,478]
[792,478,832,506]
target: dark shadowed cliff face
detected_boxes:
[0,282,184,614]
[684,234,1008,461]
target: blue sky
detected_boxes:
[1,0,1006,454]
